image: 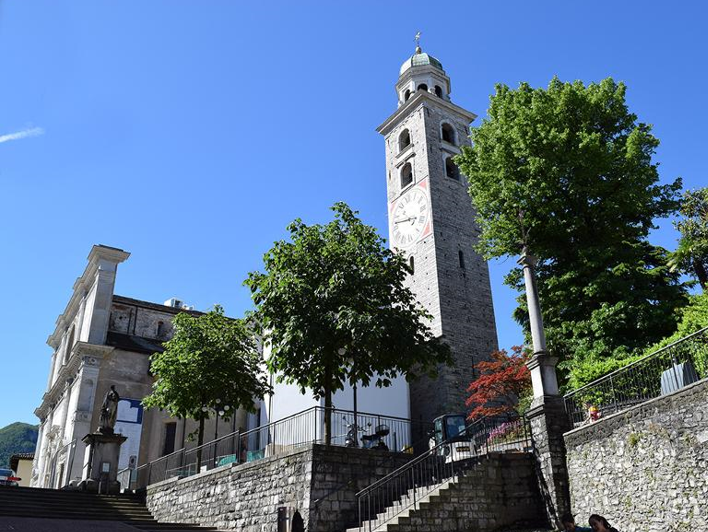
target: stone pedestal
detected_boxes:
[80,431,127,494]
[527,395,571,528]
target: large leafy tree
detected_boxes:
[245,202,451,444]
[456,77,687,387]
[465,346,530,421]
[143,305,271,464]
[670,187,708,290]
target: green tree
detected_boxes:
[644,291,708,352]
[670,187,708,290]
[456,77,687,386]
[143,305,271,466]
[245,202,451,444]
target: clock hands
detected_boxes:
[394,216,416,225]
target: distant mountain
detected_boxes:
[0,422,38,468]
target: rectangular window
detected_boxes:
[162,422,177,456]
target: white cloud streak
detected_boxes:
[0,127,45,144]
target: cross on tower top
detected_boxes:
[414,31,422,53]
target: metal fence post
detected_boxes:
[484,420,489,455]
[670,349,681,391]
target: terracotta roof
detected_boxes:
[105,332,165,355]
[10,452,34,471]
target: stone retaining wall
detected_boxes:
[383,453,546,532]
[564,378,708,531]
[145,444,411,532]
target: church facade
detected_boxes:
[31,245,249,488]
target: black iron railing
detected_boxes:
[564,327,708,428]
[118,406,432,491]
[355,415,532,532]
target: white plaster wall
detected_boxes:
[263,376,411,449]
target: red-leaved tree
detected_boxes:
[466,346,531,421]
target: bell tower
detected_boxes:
[377,45,498,424]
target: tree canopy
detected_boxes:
[245,202,451,443]
[143,305,271,451]
[456,77,687,387]
[465,346,530,421]
[670,187,708,290]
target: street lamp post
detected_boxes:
[216,404,231,441]
[340,348,359,447]
[201,399,231,442]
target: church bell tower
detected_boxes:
[377,44,498,424]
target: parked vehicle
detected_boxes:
[0,468,21,487]
[429,413,475,463]
[342,417,390,450]
[361,424,390,450]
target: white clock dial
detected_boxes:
[391,187,430,248]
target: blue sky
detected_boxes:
[1,1,706,428]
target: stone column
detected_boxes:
[31,421,47,487]
[519,248,571,527]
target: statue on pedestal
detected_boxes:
[79,384,127,493]
[98,385,120,434]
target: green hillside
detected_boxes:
[0,422,38,468]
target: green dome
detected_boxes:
[399,48,444,76]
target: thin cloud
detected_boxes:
[0,127,45,144]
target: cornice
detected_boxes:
[34,342,113,420]
[395,64,451,94]
[377,91,477,137]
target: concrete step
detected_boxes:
[0,486,224,531]
[0,500,151,510]
[119,522,215,529]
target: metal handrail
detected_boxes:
[568,326,708,396]
[563,327,708,427]
[126,406,432,491]
[354,415,532,531]
[356,414,519,496]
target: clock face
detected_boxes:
[391,186,430,249]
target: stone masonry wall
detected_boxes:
[388,453,546,532]
[308,445,412,531]
[564,378,708,531]
[146,444,411,532]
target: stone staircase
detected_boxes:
[346,453,549,532]
[0,485,221,531]
[346,478,457,532]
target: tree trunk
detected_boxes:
[693,258,707,291]
[196,415,205,472]
[324,388,332,446]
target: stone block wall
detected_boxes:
[564,378,708,531]
[145,444,412,532]
[387,453,546,532]
[109,300,175,341]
